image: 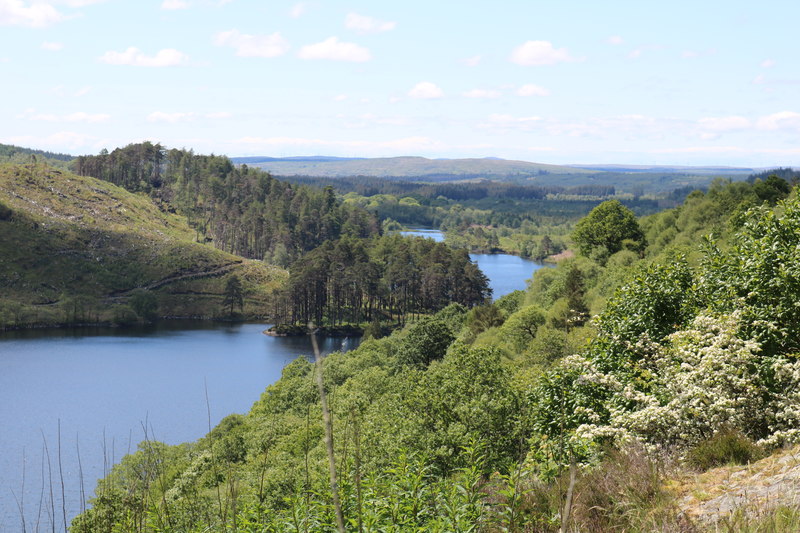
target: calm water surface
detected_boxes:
[0,322,358,531]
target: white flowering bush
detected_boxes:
[533,312,800,457]
[609,313,766,448]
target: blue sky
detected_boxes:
[1,0,798,166]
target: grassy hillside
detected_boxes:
[0,162,286,328]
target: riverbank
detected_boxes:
[264,323,365,337]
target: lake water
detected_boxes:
[0,322,359,532]
[400,228,548,299]
[0,233,545,530]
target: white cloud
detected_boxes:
[697,116,750,132]
[333,94,348,101]
[297,37,371,62]
[161,0,190,10]
[408,81,443,99]
[607,35,624,45]
[19,109,110,122]
[752,74,766,85]
[487,113,541,124]
[41,41,63,51]
[147,111,194,123]
[544,114,668,139]
[2,131,107,151]
[345,12,395,34]
[517,84,550,97]
[289,2,307,17]
[58,0,105,6]
[757,111,800,131]
[99,47,189,67]
[628,49,642,59]
[461,55,482,67]
[214,30,289,58]
[0,0,63,27]
[232,135,444,153]
[510,40,578,66]
[148,111,231,122]
[75,86,91,96]
[63,111,110,123]
[463,88,501,99]
[761,59,776,68]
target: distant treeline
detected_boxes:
[747,167,800,184]
[72,143,379,263]
[0,143,73,163]
[278,174,616,200]
[273,234,490,327]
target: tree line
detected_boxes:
[272,234,491,327]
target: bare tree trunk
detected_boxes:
[310,328,345,533]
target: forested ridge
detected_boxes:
[73,171,800,531]
[73,143,380,264]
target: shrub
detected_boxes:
[112,305,138,326]
[396,317,454,368]
[688,428,763,471]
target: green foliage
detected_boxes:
[0,163,285,327]
[591,257,697,371]
[129,288,159,322]
[222,274,244,316]
[701,196,800,356]
[0,200,12,220]
[74,143,379,262]
[572,199,646,261]
[402,344,523,472]
[278,234,489,327]
[500,305,546,351]
[361,318,384,340]
[466,304,505,336]
[74,171,800,531]
[688,427,763,471]
[752,174,791,205]
[396,317,455,368]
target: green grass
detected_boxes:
[0,163,286,327]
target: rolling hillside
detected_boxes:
[231,155,595,179]
[0,162,286,328]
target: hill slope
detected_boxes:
[0,162,286,327]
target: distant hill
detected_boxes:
[229,155,595,180]
[570,164,762,174]
[0,143,74,166]
[229,155,764,194]
[0,162,285,328]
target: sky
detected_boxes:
[1,0,799,166]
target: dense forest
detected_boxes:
[273,234,490,328]
[73,143,380,264]
[72,171,800,531]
